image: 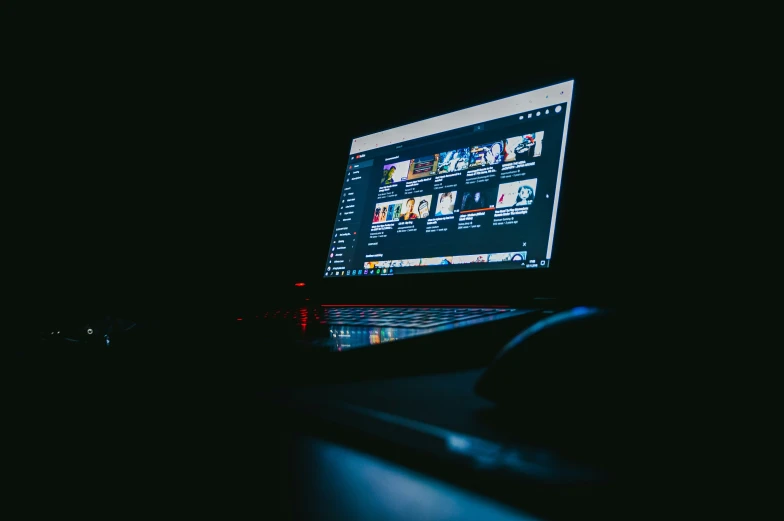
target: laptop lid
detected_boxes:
[315,80,575,307]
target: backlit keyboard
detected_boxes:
[255,307,516,329]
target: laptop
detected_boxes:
[243,80,576,357]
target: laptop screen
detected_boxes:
[324,80,574,278]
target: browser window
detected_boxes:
[325,80,574,278]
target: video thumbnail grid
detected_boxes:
[371,179,538,223]
[380,131,544,186]
[363,250,527,270]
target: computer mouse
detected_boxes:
[475,307,644,425]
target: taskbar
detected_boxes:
[324,258,550,277]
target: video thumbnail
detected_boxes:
[488,251,527,262]
[388,258,422,267]
[437,148,471,173]
[398,195,433,220]
[504,132,544,162]
[407,154,440,180]
[420,256,453,266]
[381,159,411,185]
[495,179,538,208]
[363,260,392,269]
[469,141,503,167]
[434,191,458,216]
[460,189,493,211]
[452,254,489,264]
[372,201,401,222]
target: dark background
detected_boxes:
[10,11,733,518]
[15,12,680,321]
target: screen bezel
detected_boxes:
[313,76,582,306]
